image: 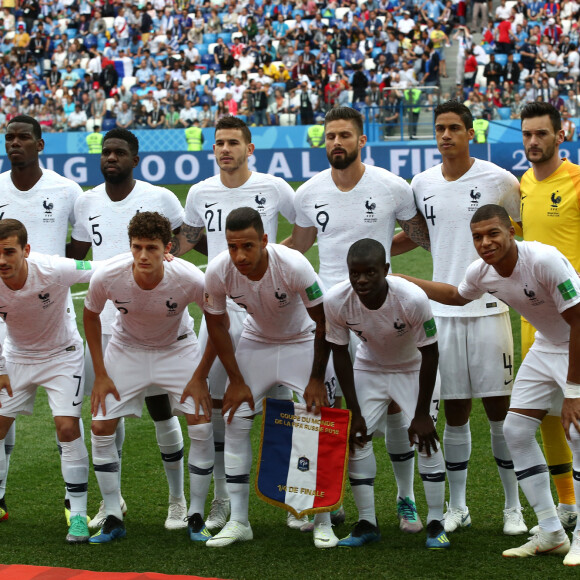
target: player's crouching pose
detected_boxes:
[203,207,338,549]
[401,204,580,566]
[0,219,98,543]
[84,212,215,544]
[325,239,448,550]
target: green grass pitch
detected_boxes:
[1,184,567,580]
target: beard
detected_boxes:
[102,166,132,184]
[327,147,358,170]
[524,138,557,164]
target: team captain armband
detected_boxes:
[305,282,322,301]
[558,279,578,301]
[423,318,437,338]
[564,381,580,399]
[75,260,92,270]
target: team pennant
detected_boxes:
[255,398,351,518]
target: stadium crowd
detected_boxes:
[0,0,578,132]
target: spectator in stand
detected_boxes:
[484,53,503,86]
[562,108,576,140]
[178,99,198,128]
[116,101,134,130]
[496,13,516,54]
[510,92,526,118]
[198,102,214,128]
[67,103,87,131]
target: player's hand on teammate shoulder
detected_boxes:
[561,398,580,440]
[91,374,121,417]
[0,374,12,405]
[181,374,212,421]
[222,379,254,422]
[408,413,439,457]
[303,378,329,415]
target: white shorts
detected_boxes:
[226,337,336,418]
[199,307,293,404]
[436,312,514,400]
[92,338,201,420]
[510,347,566,416]
[0,344,85,418]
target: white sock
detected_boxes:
[348,440,377,526]
[489,419,520,509]
[503,412,558,529]
[418,446,446,523]
[224,415,253,525]
[313,511,331,526]
[385,411,415,502]
[0,436,6,498]
[0,423,15,497]
[154,417,184,500]
[60,437,89,518]
[91,432,123,520]
[211,408,228,500]
[115,417,125,495]
[444,422,471,510]
[568,425,580,533]
[187,423,214,517]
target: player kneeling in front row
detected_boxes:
[0,219,98,543]
[325,239,448,549]
[401,204,580,565]
[84,212,215,544]
[203,207,337,548]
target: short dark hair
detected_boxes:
[520,101,561,133]
[103,128,139,155]
[127,211,172,246]
[347,238,386,265]
[215,115,252,144]
[7,115,42,139]
[225,207,264,237]
[434,100,473,130]
[0,218,28,248]
[471,204,512,229]
[324,107,364,136]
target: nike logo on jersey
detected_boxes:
[488,290,499,294]
[89,215,101,221]
[205,202,218,208]
[521,195,527,200]
[72,401,83,407]
[114,300,130,304]
[423,195,435,201]
[504,379,513,385]
[0,204,8,209]
[314,203,328,209]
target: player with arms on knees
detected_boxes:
[519,101,580,531]
[84,212,215,544]
[0,219,100,543]
[172,116,298,532]
[203,207,337,549]
[68,129,192,531]
[325,239,448,550]
[0,115,82,524]
[393,100,526,536]
[401,204,580,565]
[283,106,433,533]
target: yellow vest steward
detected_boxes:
[86,132,103,154]
[308,125,325,147]
[185,126,203,151]
[473,119,489,143]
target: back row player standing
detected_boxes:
[0,115,82,522]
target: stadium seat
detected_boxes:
[122,76,137,90]
[218,32,232,44]
[103,16,114,30]
[494,54,508,66]
[208,43,218,55]
[197,44,209,55]
[285,19,296,30]
[372,47,383,58]
[66,28,77,40]
[335,7,350,19]
[201,53,214,65]
[497,107,511,120]
[203,33,217,44]
[513,53,521,62]
[101,117,116,131]
[114,60,125,78]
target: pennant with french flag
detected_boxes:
[255,399,351,518]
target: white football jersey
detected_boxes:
[295,165,417,289]
[1,253,95,363]
[0,169,82,256]
[458,241,580,352]
[204,243,323,344]
[324,277,437,372]
[72,180,185,333]
[85,253,204,350]
[184,171,296,262]
[412,159,520,317]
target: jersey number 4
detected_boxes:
[424,204,436,226]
